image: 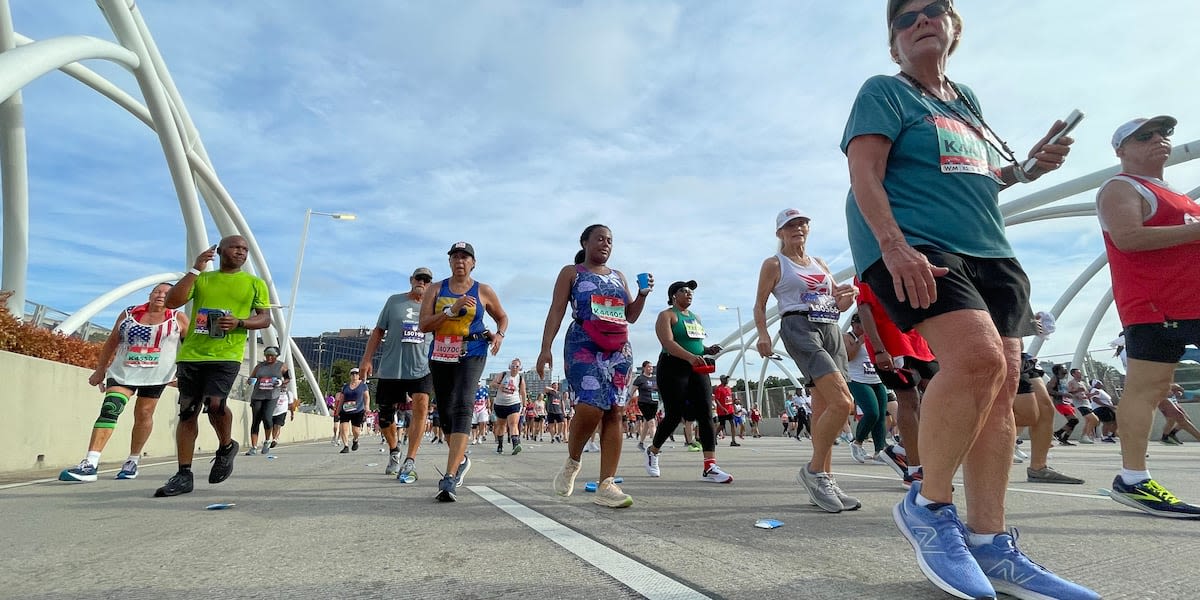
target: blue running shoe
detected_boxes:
[435,474,457,502]
[969,528,1099,600]
[59,461,98,483]
[115,460,138,480]
[453,455,471,489]
[1111,476,1200,518]
[893,482,995,599]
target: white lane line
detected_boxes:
[830,471,1108,500]
[470,485,711,600]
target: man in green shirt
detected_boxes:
[155,235,271,497]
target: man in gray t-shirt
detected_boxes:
[360,267,435,482]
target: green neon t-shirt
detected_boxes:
[177,270,270,363]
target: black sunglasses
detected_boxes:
[1132,127,1174,143]
[892,1,950,31]
[413,275,432,283]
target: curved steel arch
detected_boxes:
[0,0,327,414]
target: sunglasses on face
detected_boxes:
[413,275,432,283]
[1132,127,1174,143]
[892,1,950,31]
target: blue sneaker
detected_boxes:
[1111,476,1200,518]
[969,528,1099,600]
[59,461,98,483]
[115,460,138,480]
[893,482,995,599]
[435,474,457,502]
[453,455,471,489]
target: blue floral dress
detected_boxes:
[564,265,633,410]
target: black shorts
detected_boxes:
[338,411,365,426]
[105,379,167,399]
[1093,406,1116,423]
[637,404,658,422]
[271,413,287,427]
[546,412,565,424]
[861,247,1036,338]
[876,357,940,391]
[376,376,433,412]
[494,403,522,419]
[717,414,735,424]
[176,361,240,401]
[1125,319,1200,363]
[1076,406,1094,417]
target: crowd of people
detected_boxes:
[51,2,1200,598]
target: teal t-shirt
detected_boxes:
[841,74,1014,275]
[374,293,431,380]
[178,270,270,363]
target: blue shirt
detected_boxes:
[841,75,1014,275]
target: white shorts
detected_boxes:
[472,409,489,425]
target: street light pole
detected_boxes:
[281,209,355,408]
[718,305,753,412]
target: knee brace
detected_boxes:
[94,391,130,429]
[1066,417,1079,429]
[377,403,396,429]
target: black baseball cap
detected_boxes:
[667,280,698,305]
[447,241,475,258]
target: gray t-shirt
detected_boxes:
[374,293,431,380]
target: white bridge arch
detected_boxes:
[0,0,327,414]
[712,142,1200,408]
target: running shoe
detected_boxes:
[849,442,868,464]
[593,477,633,508]
[828,475,861,511]
[453,456,471,489]
[1160,436,1182,446]
[686,442,701,452]
[116,460,138,480]
[903,468,924,490]
[496,443,504,455]
[435,474,457,502]
[385,451,401,475]
[59,461,98,483]
[397,458,417,483]
[1079,435,1095,445]
[702,464,732,484]
[153,469,194,497]
[645,448,661,477]
[1100,435,1117,444]
[245,447,258,456]
[1026,466,1084,485]
[1110,476,1200,518]
[208,440,239,484]
[876,444,908,479]
[893,482,994,599]
[637,441,645,451]
[339,445,350,454]
[797,466,843,514]
[1058,438,1076,447]
[729,440,741,447]
[1013,446,1029,460]
[553,457,581,496]
[351,439,360,452]
[270,440,277,449]
[968,528,1099,600]
[511,442,522,455]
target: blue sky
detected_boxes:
[8,1,1200,380]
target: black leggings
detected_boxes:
[430,356,487,436]
[250,398,274,435]
[652,355,716,452]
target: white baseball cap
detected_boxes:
[775,208,810,230]
[1111,115,1177,150]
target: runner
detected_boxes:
[844,314,889,465]
[155,236,271,497]
[418,241,508,502]
[491,359,527,455]
[267,384,293,453]
[632,362,658,451]
[544,382,566,442]
[754,209,860,513]
[60,283,187,482]
[539,224,651,508]
[713,374,738,446]
[471,383,490,445]
[334,368,369,453]
[644,280,732,484]
[246,346,289,456]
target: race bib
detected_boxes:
[257,378,277,390]
[124,345,160,368]
[932,114,1003,182]
[431,335,463,363]
[802,292,840,324]
[863,361,877,376]
[682,316,706,339]
[590,295,627,324]
[401,322,425,344]
[194,308,229,337]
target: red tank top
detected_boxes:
[1102,174,1200,326]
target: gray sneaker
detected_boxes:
[828,475,861,511]
[397,458,417,483]
[798,466,843,513]
[453,456,471,489]
[261,440,270,455]
[1027,466,1084,484]
[385,451,401,475]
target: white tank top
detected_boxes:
[772,253,836,315]
[105,304,182,386]
[845,337,882,384]
[494,371,522,406]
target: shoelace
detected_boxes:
[815,473,837,495]
[1144,480,1182,504]
[77,460,92,471]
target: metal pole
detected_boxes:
[281,208,313,368]
[735,306,751,411]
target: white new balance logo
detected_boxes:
[985,560,1036,585]
[912,527,945,552]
